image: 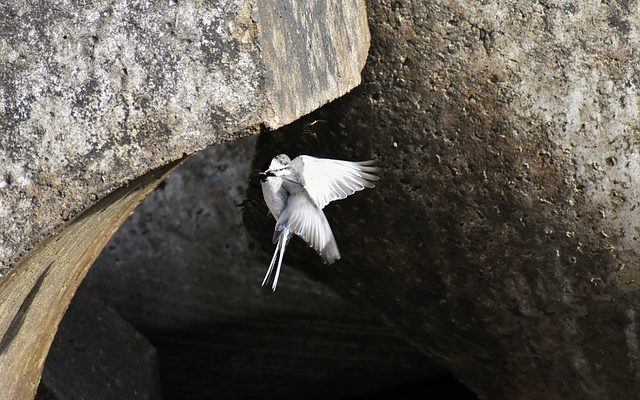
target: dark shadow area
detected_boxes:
[37,137,480,399]
[146,318,442,400]
[345,374,479,400]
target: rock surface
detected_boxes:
[244,1,640,399]
[38,293,161,400]
[0,0,369,275]
[0,161,174,400]
[0,2,370,399]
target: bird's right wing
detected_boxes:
[293,156,380,209]
[275,192,340,264]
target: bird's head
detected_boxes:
[260,154,291,181]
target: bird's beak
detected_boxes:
[259,170,275,181]
[260,170,275,177]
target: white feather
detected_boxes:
[292,156,380,209]
[260,154,379,290]
[260,177,286,220]
[275,192,340,264]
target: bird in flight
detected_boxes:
[259,154,379,290]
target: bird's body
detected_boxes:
[260,154,379,290]
[260,172,287,220]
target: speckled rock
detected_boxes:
[0,0,369,275]
[38,293,160,400]
[0,2,369,399]
[246,1,640,399]
[0,160,175,400]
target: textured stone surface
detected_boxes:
[0,161,174,400]
[0,0,369,275]
[256,0,370,128]
[0,2,369,398]
[39,293,160,400]
[244,1,640,399]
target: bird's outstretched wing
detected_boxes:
[274,191,340,264]
[292,156,380,209]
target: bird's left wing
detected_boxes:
[293,155,380,209]
[275,192,340,264]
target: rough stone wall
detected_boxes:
[0,0,369,275]
[0,2,370,399]
[245,1,640,399]
[39,293,161,400]
[0,0,262,273]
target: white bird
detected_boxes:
[259,154,380,290]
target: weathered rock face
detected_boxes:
[39,293,161,400]
[0,161,174,400]
[0,2,370,399]
[0,0,369,275]
[246,1,640,399]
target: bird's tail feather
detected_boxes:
[262,228,290,291]
[262,239,280,287]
